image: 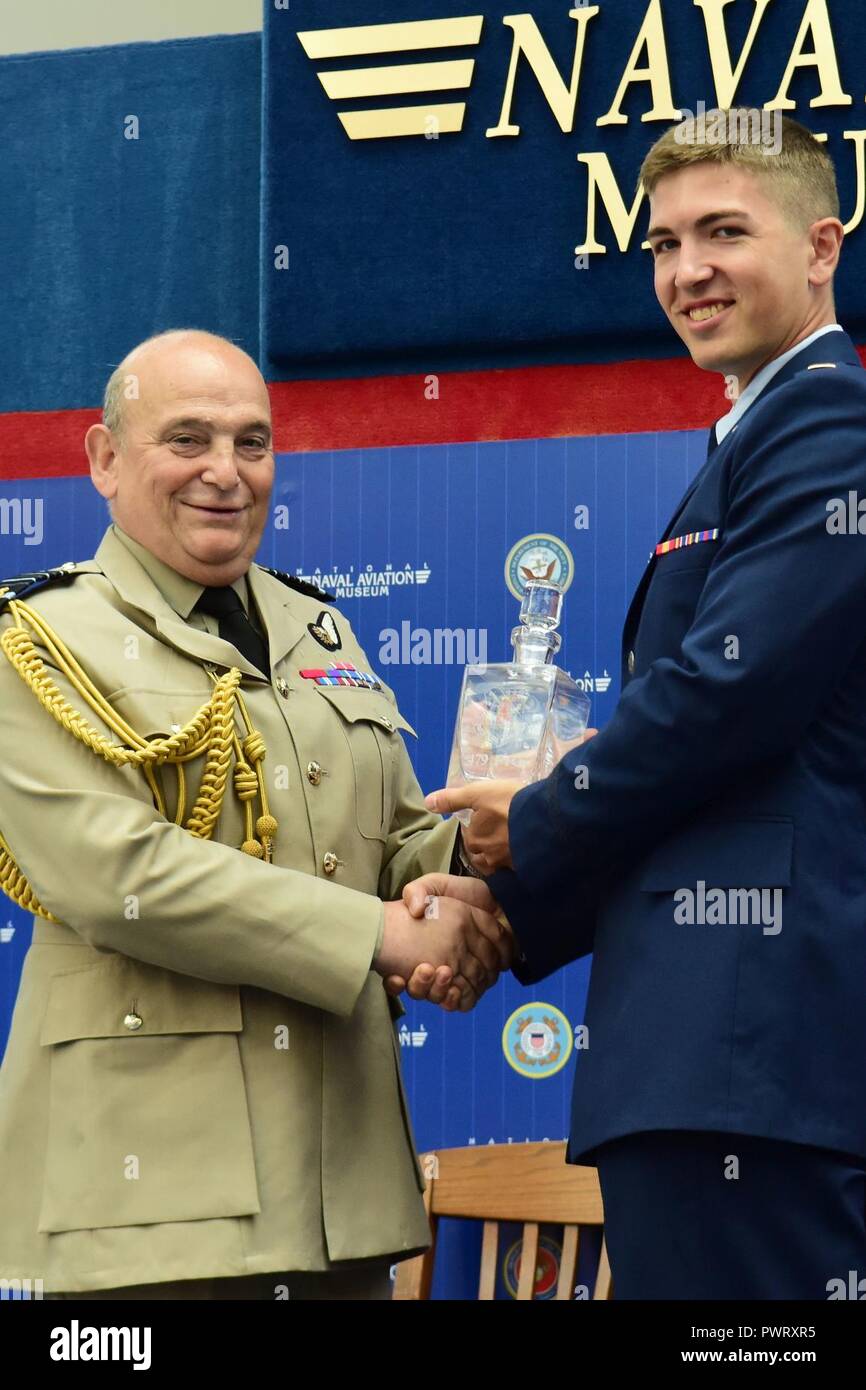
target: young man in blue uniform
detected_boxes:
[398,111,866,1299]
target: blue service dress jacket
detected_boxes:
[488,327,866,1166]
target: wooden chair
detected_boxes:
[393,1141,614,1300]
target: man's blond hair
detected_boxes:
[638,108,839,235]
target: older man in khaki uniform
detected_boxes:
[0,330,511,1299]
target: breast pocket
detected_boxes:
[314,686,416,842]
[37,955,261,1234]
[103,687,225,827]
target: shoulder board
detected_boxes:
[257,564,336,604]
[0,562,80,613]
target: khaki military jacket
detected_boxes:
[0,523,456,1293]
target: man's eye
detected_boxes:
[240,439,268,450]
[654,226,743,254]
[171,435,198,446]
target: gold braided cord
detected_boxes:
[233,693,278,859]
[0,828,56,921]
[0,597,279,921]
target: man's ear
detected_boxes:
[808,216,844,289]
[86,423,119,502]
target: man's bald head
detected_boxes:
[86,329,274,585]
[102,330,264,440]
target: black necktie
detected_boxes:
[707,423,719,459]
[194,586,270,676]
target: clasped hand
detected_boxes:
[374,875,514,1013]
[372,777,523,1013]
[375,734,598,1011]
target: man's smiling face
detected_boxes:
[647,162,835,393]
[87,334,274,586]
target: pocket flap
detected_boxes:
[105,688,214,739]
[40,955,242,1045]
[315,685,416,737]
[639,819,793,891]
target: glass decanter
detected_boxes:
[446,579,591,821]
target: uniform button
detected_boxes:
[322,851,339,875]
[276,677,290,698]
[378,716,394,731]
[307,760,322,786]
[627,650,635,675]
[123,1011,143,1031]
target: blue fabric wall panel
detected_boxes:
[0,35,261,413]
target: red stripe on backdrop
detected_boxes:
[266,357,732,453]
[2,349,865,479]
[0,408,100,480]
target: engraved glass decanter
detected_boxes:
[446,580,591,820]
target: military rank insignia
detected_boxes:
[300,661,382,690]
[0,563,79,612]
[307,610,341,651]
[258,563,334,603]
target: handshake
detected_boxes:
[370,725,596,1012]
[373,873,514,1014]
[370,774,537,1012]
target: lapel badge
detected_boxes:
[308,608,341,650]
[307,610,341,651]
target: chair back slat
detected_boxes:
[555,1223,580,1299]
[593,1235,614,1299]
[478,1221,499,1300]
[516,1222,540,1300]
